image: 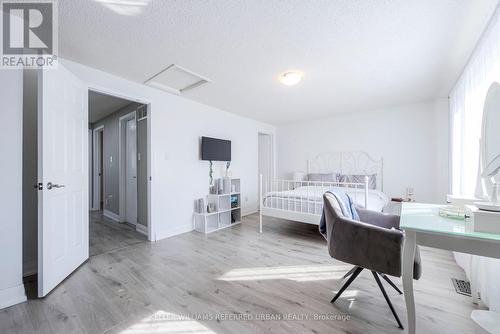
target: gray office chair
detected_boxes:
[323,192,422,329]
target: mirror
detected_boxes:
[482,83,500,179]
[477,82,500,208]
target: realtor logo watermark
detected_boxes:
[1,1,57,68]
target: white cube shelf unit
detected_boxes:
[194,178,241,234]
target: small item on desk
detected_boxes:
[438,205,466,220]
[466,205,500,234]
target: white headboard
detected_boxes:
[307,151,384,191]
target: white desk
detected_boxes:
[400,202,500,334]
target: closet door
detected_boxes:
[125,118,137,224]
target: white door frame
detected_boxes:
[91,125,104,211]
[258,131,276,180]
[88,88,152,241]
[119,111,137,224]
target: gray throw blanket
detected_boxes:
[319,189,359,239]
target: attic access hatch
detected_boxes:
[144,64,211,94]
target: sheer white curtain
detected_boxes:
[450,5,500,310]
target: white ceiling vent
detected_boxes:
[144,64,211,94]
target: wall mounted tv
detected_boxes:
[201,136,231,161]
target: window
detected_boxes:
[450,8,500,197]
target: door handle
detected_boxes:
[47,182,65,190]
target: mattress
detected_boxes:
[262,185,389,214]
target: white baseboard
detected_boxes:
[242,210,258,217]
[155,225,194,241]
[136,223,147,236]
[0,284,27,310]
[103,209,120,222]
[23,259,37,277]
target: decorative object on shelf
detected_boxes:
[223,177,231,194]
[209,185,217,194]
[207,202,217,213]
[231,195,238,208]
[475,82,500,212]
[214,178,224,194]
[225,161,232,177]
[194,198,206,213]
[209,160,214,185]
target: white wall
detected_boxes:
[276,99,449,203]
[62,59,275,240]
[0,69,27,309]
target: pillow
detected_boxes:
[307,173,338,182]
[338,174,377,189]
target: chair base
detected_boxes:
[332,267,404,329]
[343,266,402,295]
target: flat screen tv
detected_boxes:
[201,136,231,161]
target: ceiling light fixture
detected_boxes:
[279,71,303,86]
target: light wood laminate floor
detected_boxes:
[89,211,147,257]
[1,214,477,333]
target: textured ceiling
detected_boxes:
[60,0,498,125]
[89,90,132,123]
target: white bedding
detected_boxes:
[262,185,389,214]
[454,252,500,310]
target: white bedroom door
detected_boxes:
[38,64,89,297]
[125,119,137,224]
[258,133,273,180]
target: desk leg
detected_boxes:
[403,230,416,334]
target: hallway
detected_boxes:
[90,211,147,257]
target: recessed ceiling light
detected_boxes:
[279,71,303,86]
